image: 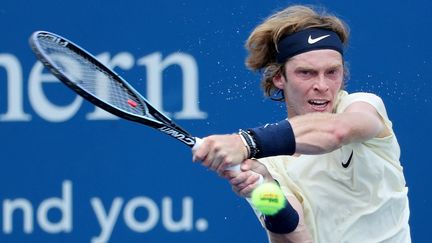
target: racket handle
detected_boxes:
[193,137,264,186]
[192,137,203,153]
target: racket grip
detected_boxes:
[192,137,203,153]
[193,137,264,186]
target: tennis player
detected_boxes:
[193,5,411,242]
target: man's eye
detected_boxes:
[299,70,312,75]
[327,69,342,77]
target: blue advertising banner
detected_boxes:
[1,0,431,242]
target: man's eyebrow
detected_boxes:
[327,64,343,69]
[294,64,342,70]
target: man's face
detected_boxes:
[274,49,344,117]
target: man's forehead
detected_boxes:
[287,49,343,67]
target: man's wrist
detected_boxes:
[238,129,259,158]
[237,132,251,159]
[246,119,296,158]
[263,196,299,234]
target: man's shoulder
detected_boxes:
[342,91,382,101]
[336,91,385,113]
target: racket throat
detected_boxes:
[158,126,195,146]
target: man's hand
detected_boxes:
[192,134,248,174]
[222,159,272,197]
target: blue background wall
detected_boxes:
[0,0,430,242]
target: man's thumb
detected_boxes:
[241,159,265,174]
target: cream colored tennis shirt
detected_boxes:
[254,91,411,243]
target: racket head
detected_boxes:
[29,31,153,123]
[29,31,196,146]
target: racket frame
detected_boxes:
[29,31,196,147]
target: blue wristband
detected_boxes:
[264,197,299,234]
[248,119,296,158]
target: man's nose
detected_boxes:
[313,75,329,92]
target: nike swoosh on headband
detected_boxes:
[308,34,330,44]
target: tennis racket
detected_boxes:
[28,30,247,173]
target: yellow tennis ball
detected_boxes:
[251,182,286,216]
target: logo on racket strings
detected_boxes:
[38,33,68,47]
[159,126,195,146]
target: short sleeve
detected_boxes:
[336,92,393,131]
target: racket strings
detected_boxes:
[37,37,148,117]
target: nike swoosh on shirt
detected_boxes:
[342,150,354,168]
[308,34,330,44]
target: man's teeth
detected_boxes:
[309,100,327,105]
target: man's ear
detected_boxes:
[272,73,285,90]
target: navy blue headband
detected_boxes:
[276,28,343,63]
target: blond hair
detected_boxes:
[245,5,350,99]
